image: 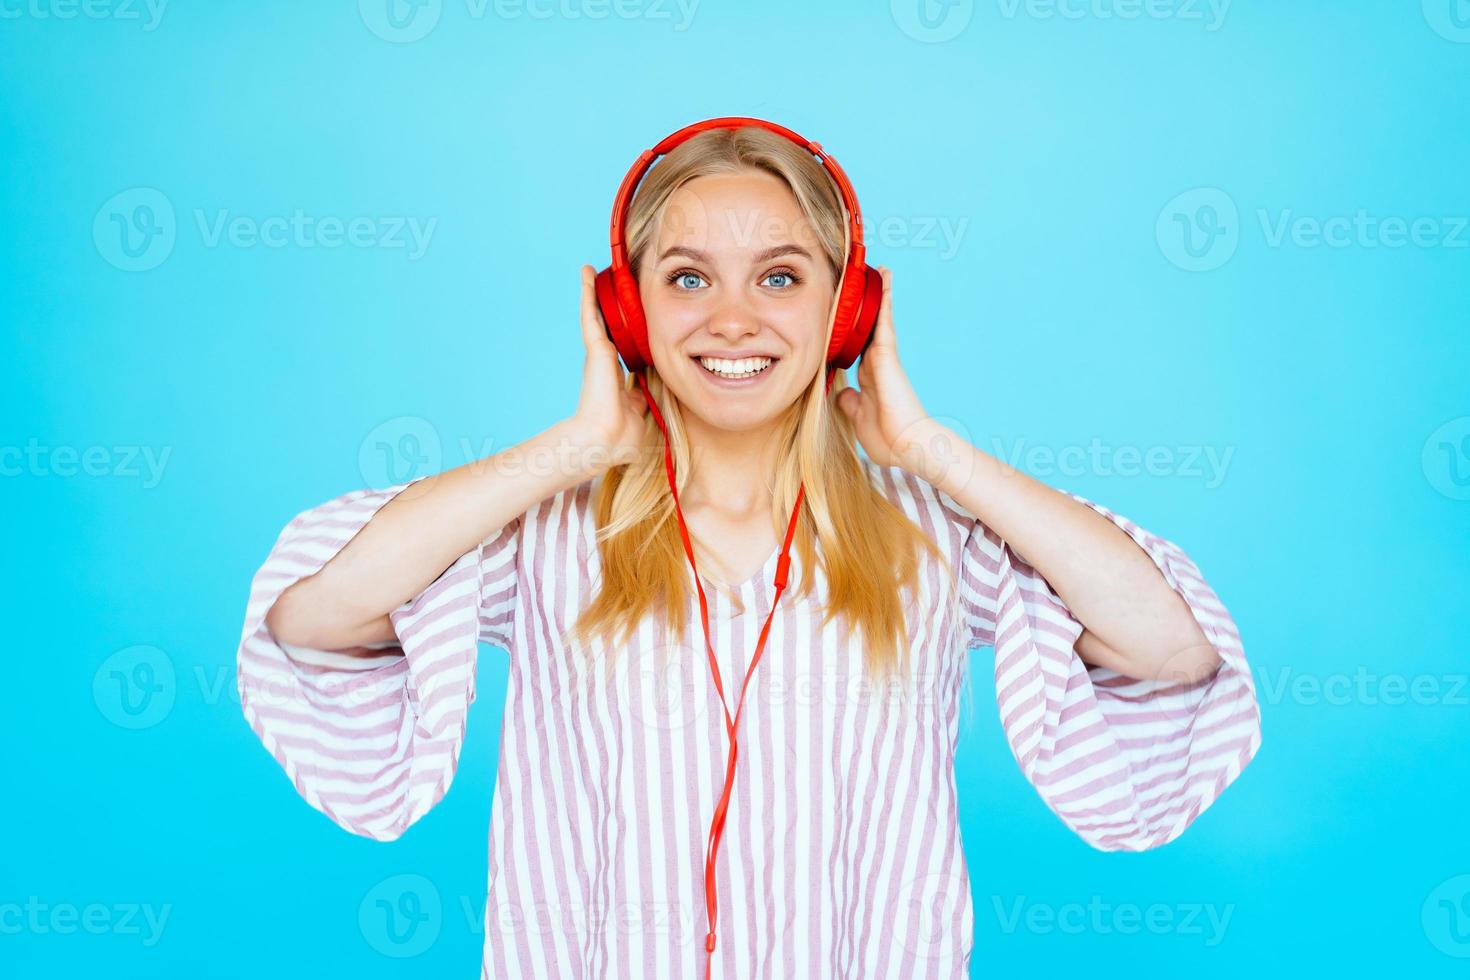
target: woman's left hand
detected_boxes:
[835,267,957,483]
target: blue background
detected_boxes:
[4,0,1468,975]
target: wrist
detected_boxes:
[895,420,968,489]
[545,418,616,484]
[553,417,646,483]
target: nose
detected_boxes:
[705,289,761,343]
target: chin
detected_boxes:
[687,404,777,433]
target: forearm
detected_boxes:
[266,418,603,650]
[916,425,1216,681]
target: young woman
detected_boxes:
[237,120,1261,979]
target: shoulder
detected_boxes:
[859,458,976,537]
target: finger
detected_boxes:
[580,265,612,353]
[837,386,882,448]
[849,393,884,455]
[873,266,896,348]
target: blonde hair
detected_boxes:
[566,126,951,680]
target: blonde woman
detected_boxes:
[237,121,1261,979]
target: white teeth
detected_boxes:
[697,355,773,378]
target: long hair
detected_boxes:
[566,126,952,680]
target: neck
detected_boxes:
[679,412,789,516]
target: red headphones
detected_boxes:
[593,118,878,978]
[594,115,883,375]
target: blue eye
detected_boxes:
[763,267,803,289]
[667,270,707,290]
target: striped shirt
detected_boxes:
[236,460,1261,979]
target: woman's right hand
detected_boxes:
[566,264,654,473]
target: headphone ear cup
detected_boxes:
[595,266,650,373]
[827,263,883,369]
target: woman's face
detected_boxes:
[638,170,838,434]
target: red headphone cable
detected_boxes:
[632,365,838,979]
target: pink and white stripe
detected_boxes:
[236,462,1261,978]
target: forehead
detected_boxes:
[653,170,821,257]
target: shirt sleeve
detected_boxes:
[943,487,1261,852]
[234,475,520,842]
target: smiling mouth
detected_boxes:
[692,355,777,379]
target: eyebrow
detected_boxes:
[656,244,814,264]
